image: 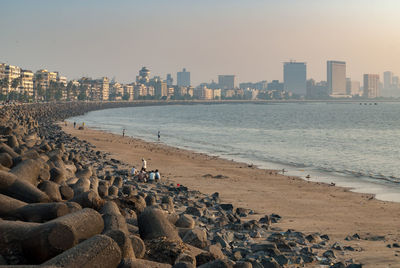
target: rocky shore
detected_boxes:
[0,102,364,267]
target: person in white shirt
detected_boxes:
[155,169,161,182]
[148,171,155,183]
[130,167,136,177]
[142,158,147,171]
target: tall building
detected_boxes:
[166,74,173,86]
[177,68,190,87]
[327,61,346,96]
[393,76,399,89]
[363,74,380,98]
[19,70,34,97]
[137,67,150,84]
[283,61,307,95]
[218,75,235,90]
[383,71,393,89]
[346,78,361,96]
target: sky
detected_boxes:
[1,0,400,86]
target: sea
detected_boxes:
[68,102,400,202]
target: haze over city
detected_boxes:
[1,0,399,85]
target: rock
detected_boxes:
[38,180,62,202]
[220,204,234,212]
[0,170,50,203]
[42,234,121,268]
[182,228,209,249]
[0,153,13,168]
[198,259,233,268]
[130,235,146,259]
[176,214,195,229]
[138,207,182,241]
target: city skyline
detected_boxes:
[1,0,400,85]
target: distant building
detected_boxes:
[218,75,235,90]
[2,64,21,94]
[283,61,307,95]
[363,74,380,98]
[267,80,284,91]
[137,67,150,84]
[239,80,267,90]
[123,84,134,101]
[346,78,361,96]
[327,61,346,96]
[177,68,190,87]
[383,71,393,90]
[393,76,399,89]
[19,70,34,97]
[166,73,173,86]
[306,79,328,99]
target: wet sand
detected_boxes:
[63,123,400,267]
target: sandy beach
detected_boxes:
[62,123,400,267]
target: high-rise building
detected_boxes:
[218,75,235,90]
[137,67,150,84]
[327,61,346,96]
[346,78,361,96]
[383,71,393,89]
[166,74,173,86]
[363,74,380,98]
[177,68,190,87]
[283,61,307,95]
[19,70,34,97]
[393,76,399,89]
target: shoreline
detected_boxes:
[62,122,400,267]
[68,107,400,204]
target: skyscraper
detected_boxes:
[177,68,190,87]
[363,74,380,98]
[283,61,307,95]
[218,75,235,89]
[383,71,393,89]
[327,61,346,96]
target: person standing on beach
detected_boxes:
[158,131,160,141]
[142,158,147,171]
[123,129,126,138]
[73,122,76,128]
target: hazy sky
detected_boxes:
[1,0,400,85]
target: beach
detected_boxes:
[63,123,400,267]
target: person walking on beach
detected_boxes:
[142,158,147,171]
[157,131,160,141]
[73,122,76,128]
[123,129,126,138]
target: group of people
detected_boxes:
[130,158,161,183]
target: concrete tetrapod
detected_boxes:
[138,207,182,241]
[0,170,50,203]
[42,234,121,268]
[10,159,42,186]
[22,208,104,263]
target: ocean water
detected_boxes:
[69,102,400,202]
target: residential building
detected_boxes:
[283,61,307,95]
[363,74,380,98]
[19,70,34,97]
[306,79,328,99]
[177,68,190,87]
[218,75,235,90]
[123,84,134,101]
[267,80,284,91]
[327,61,346,96]
[3,64,21,94]
[136,67,150,84]
[239,81,267,90]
